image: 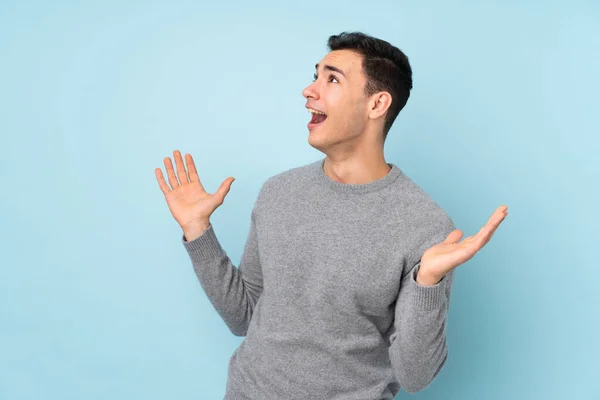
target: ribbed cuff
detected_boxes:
[181,223,225,262]
[409,263,448,311]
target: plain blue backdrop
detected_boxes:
[1,1,598,399]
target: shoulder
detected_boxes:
[392,173,456,258]
[260,159,318,196]
[393,171,454,223]
[253,159,318,209]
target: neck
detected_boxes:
[322,153,391,185]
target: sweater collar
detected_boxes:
[313,157,403,194]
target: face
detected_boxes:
[302,50,372,152]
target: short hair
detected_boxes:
[327,31,413,141]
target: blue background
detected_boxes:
[1,1,598,399]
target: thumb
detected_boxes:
[217,177,235,203]
[444,229,463,244]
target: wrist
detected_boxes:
[416,267,442,286]
[182,220,211,242]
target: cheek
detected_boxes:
[324,93,363,127]
[328,99,354,121]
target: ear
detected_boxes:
[368,92,392,120]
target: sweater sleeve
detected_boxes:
[180,190,265,337]
[387,217,457,393]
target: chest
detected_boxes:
[257,202,409,322]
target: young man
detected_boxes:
[156,31,508,399]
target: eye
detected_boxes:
[312,74,339,83]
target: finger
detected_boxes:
[483,212,507,245]
[164,157,179,189]
[476,224,494,247]
[458,235,477,247]
[185,153,205,190]
[173,150,189,185]
[155,168,171,195]
[475,212,506,248]
[444,229,463,244]
[217,177,235,204]
[483,206,507,228]
[475,207,506,240]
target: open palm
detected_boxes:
[155,150,235,229]
[420,205,509,279]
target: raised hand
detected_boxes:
[155,150,235,239]
[417,205,509,285]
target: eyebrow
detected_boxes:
[315,63,346,78]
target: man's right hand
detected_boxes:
[155,149,235,241]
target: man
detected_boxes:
[155,31,508,399]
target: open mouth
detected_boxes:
[307,107,327,129]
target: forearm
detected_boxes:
[182,222,262,336]
[388,264,454,393]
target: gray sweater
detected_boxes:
[182,157,457,399]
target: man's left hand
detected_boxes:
[417,205,509,286]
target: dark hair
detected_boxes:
[327,31,413,141]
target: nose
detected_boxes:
[302,80,319,100]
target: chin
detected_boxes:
[307,130,325,150]
[307,131,333,154]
